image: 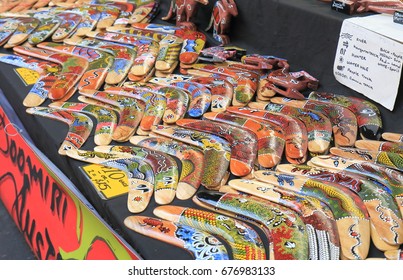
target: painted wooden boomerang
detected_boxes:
[131,23,206,65]
[384,249,403,260]
[382,132,403,143]
[330,147,403,172]
[89,4,120,30]
[139,84,189,124]
[248,101,333,156]
[63,37,137,85]
[65,148,155,213]
[0,18,19,46]
[107,1,136,27]
[52,11,83,42]
[130,135,204,200]
[276,164,403,249]
[14,45,89,100]
[0,53,61,75]
[226,106,308,164]
[187,63,257,106]
[37,42,113,92]
[124,215,229,260]
[271,97,358,147]
[150,124,230,189]
[203,112,285,169]
[154,205,267,260]
[193,191,310,260]
[309,155,403,222]
[84,31,159,76]
[26,107,93,155]
[253,170,371,260]
[166,75,234,112]
[49,101,117,146]
[3,17,40,48]
[94,145,179,205]
[225,179,340,260]
[130,1,159,23]
[79,90,145,142]
[149,78,211,117]
[104,86,166,135]
[106,26,183,72]
[176,119,258,177]
[308,91,383,140]
[28,13,62,45]
[70,5,101,37]
[355,139,403,154]
[77,95,120,113]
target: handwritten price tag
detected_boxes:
[81,164,129,200]
[334,14,403,111]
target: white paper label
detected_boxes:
[334,16,403,111]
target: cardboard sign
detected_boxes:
[81,164,129,200]
[334,14,403,111]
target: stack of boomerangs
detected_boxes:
[2,0,403,261]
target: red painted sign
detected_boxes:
[0,105,140,260]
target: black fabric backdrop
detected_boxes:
[0,0,402,259]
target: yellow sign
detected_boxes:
[14,68,40,86]
[81,164,129,200]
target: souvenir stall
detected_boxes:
[0,0,402,260]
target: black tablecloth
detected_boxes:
[0,0,402,259]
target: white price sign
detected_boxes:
[334,14,403,111]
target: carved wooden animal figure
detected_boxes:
[162,0,209,28]
[206,0,238,45]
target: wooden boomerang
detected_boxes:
[103,86,166,135]
[14,45,89,100]
[149,78,211,118]
[276,164,403,249]
[130,135,204,200]
[49,101,117,146]
[3,17,40,48]
[165,74,234,113]
[106,26,183,72]
[37,42,113,92]
[0,53,60,75]
[124,215,229,260]
[85,31,159,76]
[52,11,82,42]
[64,37,137,85]
[308,91,383,140]
[176,119,258,177]
[225,179,340,260]
[65,148,154,213]
[79,90,145,142]
[382,132,403,143]
[150,124,230,189]
[193,190,310,260]
[26,107,93,155]
[355,139,403,154]
[94,145,179,205]
[70,6,101,37]
[154,205,267,260]
[203,112,285,169]
[330,147,403,172]
[187,63,257,106]
[253,170,371,260]
[28,14,62,45]
[129,83,189,124]
[309,155,403,220]
[249,101,332,156]
[226,106,308,164]
[271,97,358,147]
[0,18,19,46]
[131,23,206,65]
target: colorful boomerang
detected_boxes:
[253,170,371,260]
[26,107,93,155]
[124,215,229,260]
[154,205,267,260]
